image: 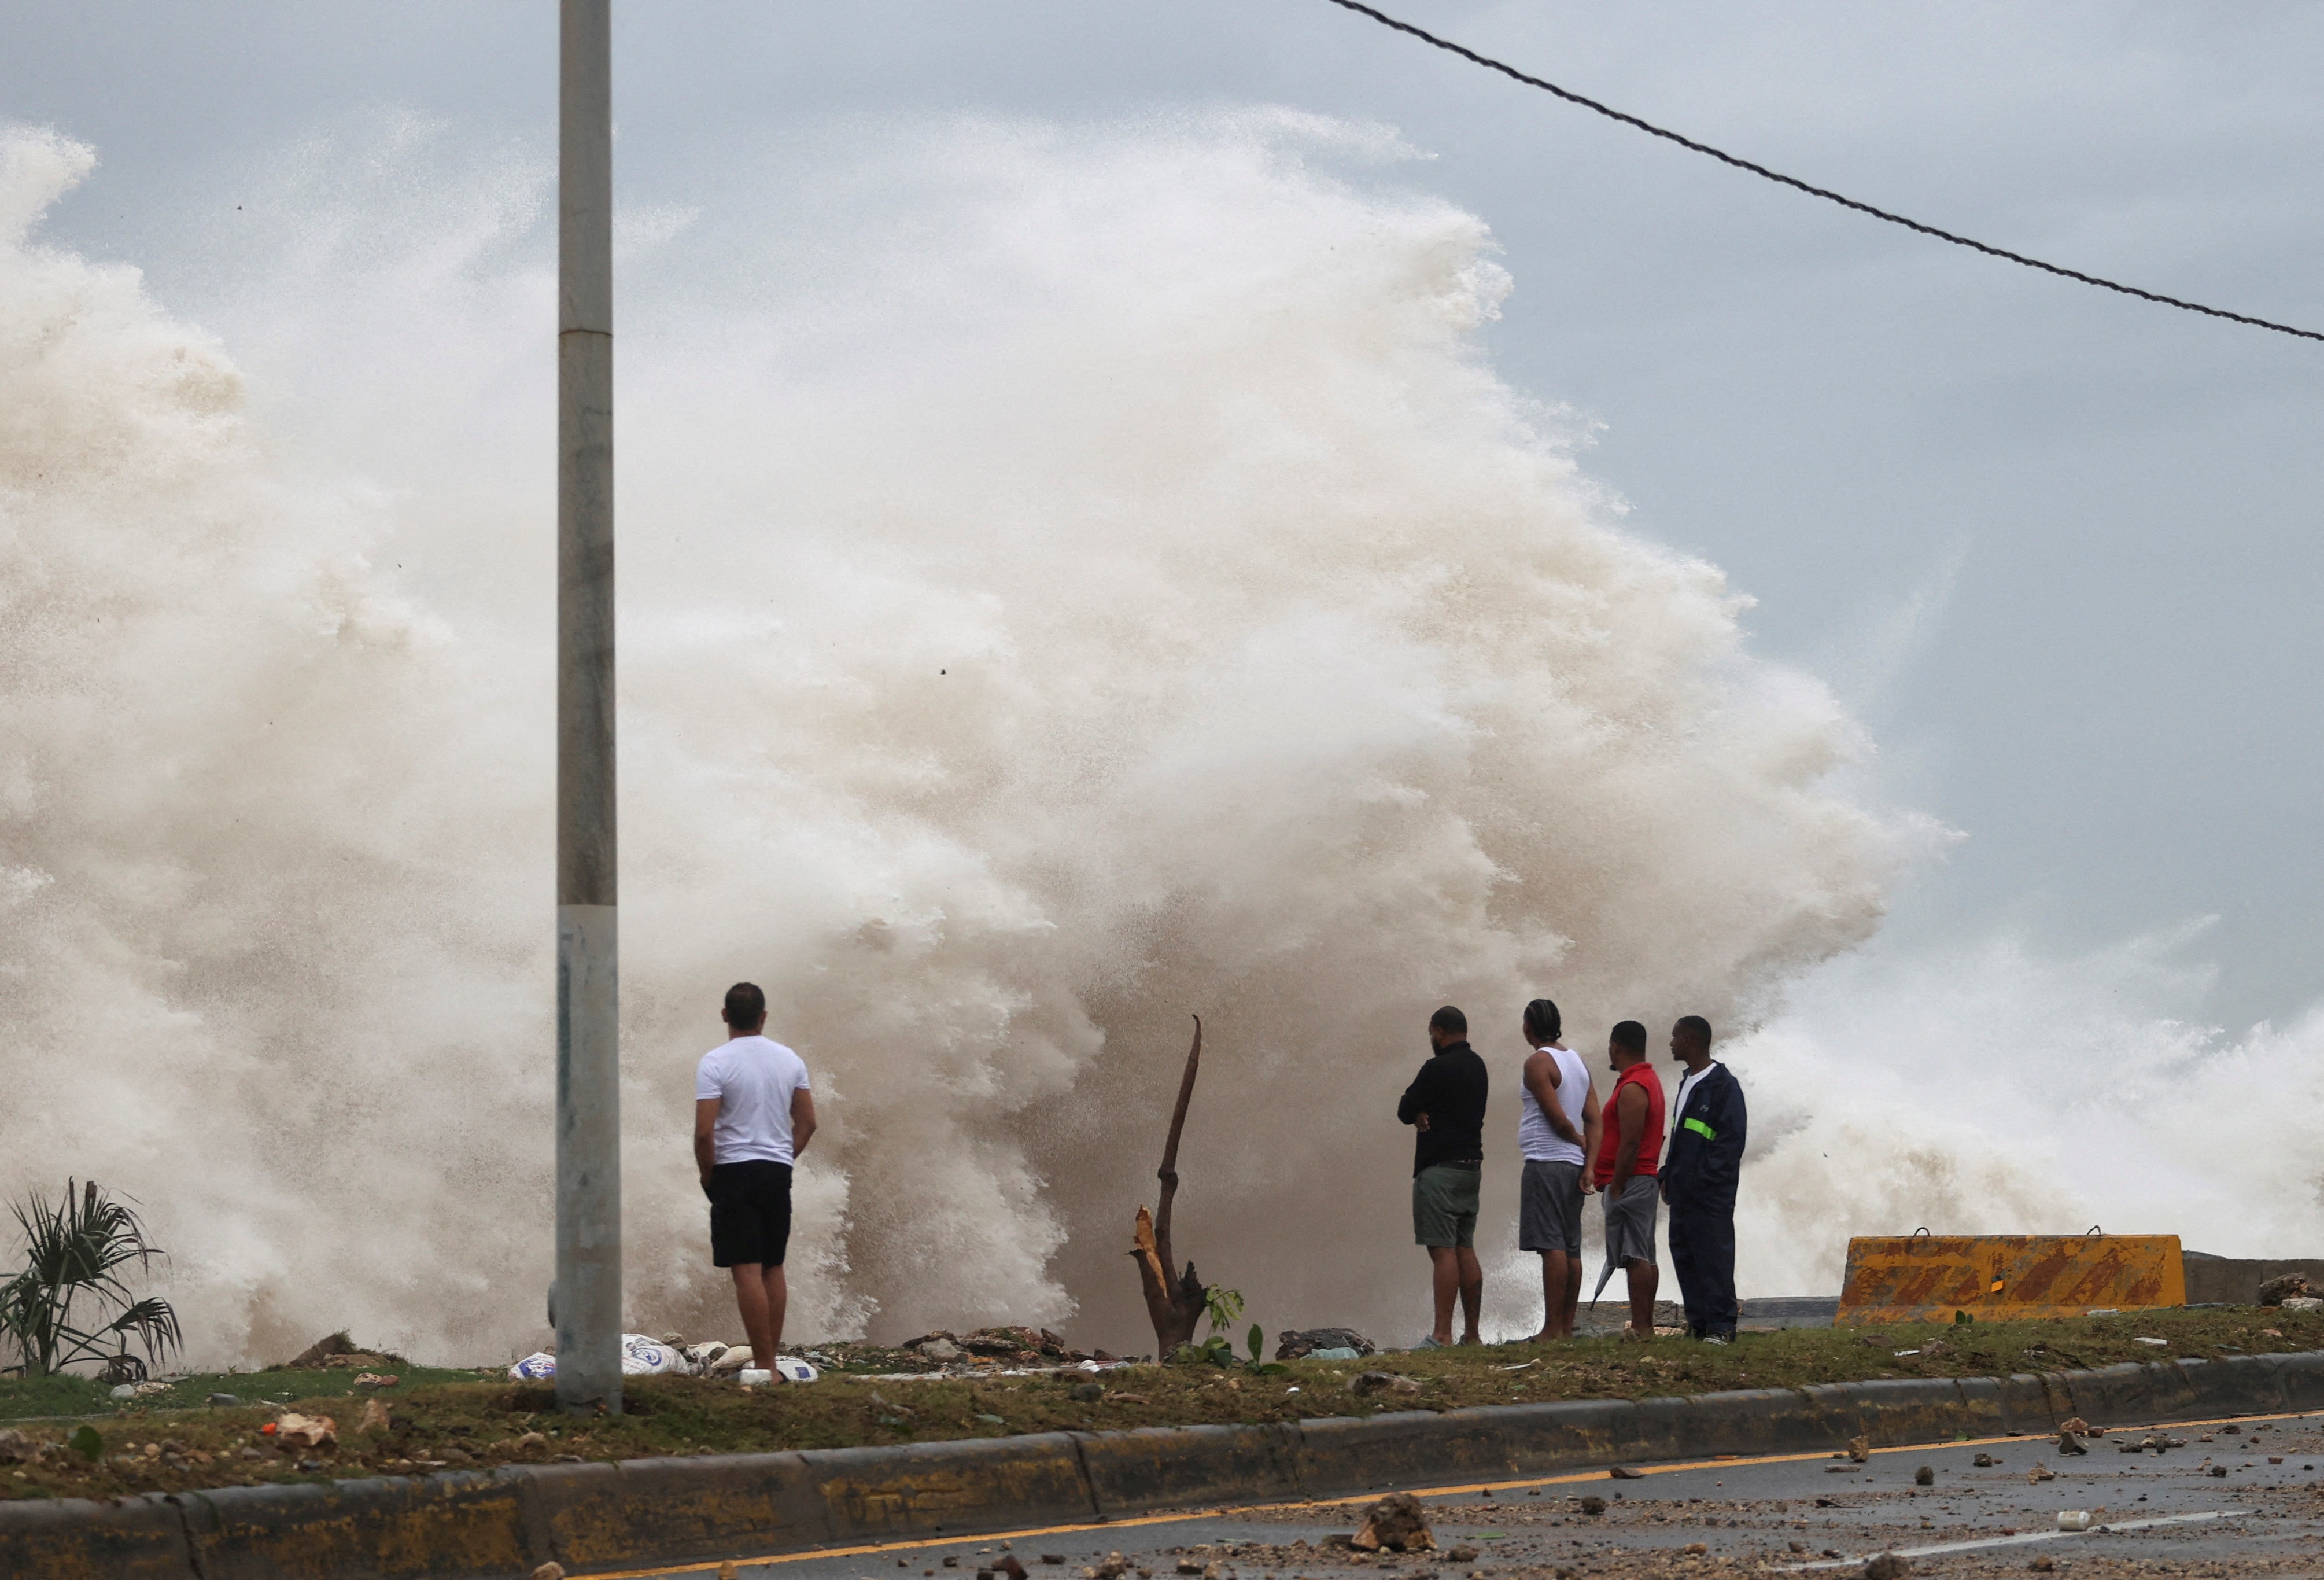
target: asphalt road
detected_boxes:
[574,1409,2324,1580]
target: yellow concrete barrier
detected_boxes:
[1837,1233,2184,1325]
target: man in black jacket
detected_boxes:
[1661,1015,1746,1342]
[1397,1005,1488,1346]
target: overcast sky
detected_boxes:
[8,0,2320,1030]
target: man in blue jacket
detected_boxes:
[1660,1015,1746,1343]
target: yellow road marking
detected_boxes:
[577,1408,2318,1579]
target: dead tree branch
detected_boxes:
[1130,1015,1208,1357]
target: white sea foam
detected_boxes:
[0,111,1958,1365]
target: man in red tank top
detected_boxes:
[1589,1020,1665,1339]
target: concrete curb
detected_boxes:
[9,1351,2321,1579]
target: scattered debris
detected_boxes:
[1275,1328,1376,1361]
[2256,1273,2311,1306]
[531,1564,566,1580]
[357,1398,389,1434]
[1445,1546,1478,1563]
[1972,1452,1997,1467]
[0,1430,33,1463]
[280,1332,361,1370]
[1350,1491,1434,1552]
[2132,1336,2168,1347]
[2027,1462,2055,1483]
[1862,1555,1909,1580]
[2057,1430,2088,1456]
[352,1373,399,1389]
[1913,1464,1934,1485]
[206,1393,239,1407]
[2284,1297,2324,1313]
[1103,1391,1152,1405]
[1071,1382,1104,1402]
[272,1412,336,1449]
[1351,1372,1421,1396]
[2056,1511,2094,1531]
[1608,1465,1645,1480]
[1577,1496,1606,1516]
[918,1338,964,1363]
[1847,1435,1871,1463]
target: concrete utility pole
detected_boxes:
[555,0,622,1416]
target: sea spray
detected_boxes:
[1,112,1912,1364]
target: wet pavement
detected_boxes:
[614,1409,2324,1580]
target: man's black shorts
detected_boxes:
[706,1161,792,1268]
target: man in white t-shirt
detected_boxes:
[694,982,817,1376]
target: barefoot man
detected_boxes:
[695,982,817,1376]
[1517,998,1600,1341]
[1588,1019,1665,1339]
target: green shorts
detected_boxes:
[1412,1162,1482,1248]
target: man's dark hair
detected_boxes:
[1674,1014,1713,1046]
[1522,998,1561,1041]
[723,981,767,1029]
[1610,1019,1647,1052]
[1429,1004,1467,1038]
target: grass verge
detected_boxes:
[3,1306,2316,1505]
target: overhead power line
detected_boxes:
[1323,0,2323,344]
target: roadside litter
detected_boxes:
[508,1338,818,1383]
[1275,1328,1375,1361]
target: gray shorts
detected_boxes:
[1519,1158,1584,1254]
[1412,1163,1481,1248]
[1603,1175,1659,1268]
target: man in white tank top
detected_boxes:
[1517,997,1600,1342]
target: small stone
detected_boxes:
[2027,1463,2055,1483]
[1351,1491,1434,1553]
[1608,1465,1644,1480]
[1972,1452,1995,1467]
[1682,1543,1707,1556]
[1913,1465,1934,1485]
[1576,1496,1606,1516]
[1847,1435,1870,1464]
[997,1556,1028,1580]
[2028,1559,2054,1572]
[1861,1556,1909,1580]
[532,1565,567,1580]
[1071,1383,1104,1402]
[2057,1430,2087,1456]
[1042,1558,1065,1567]
[918,1338,965,1363]
[1446,1549,1477,1564]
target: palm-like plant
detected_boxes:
[0,1179,183,1379]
